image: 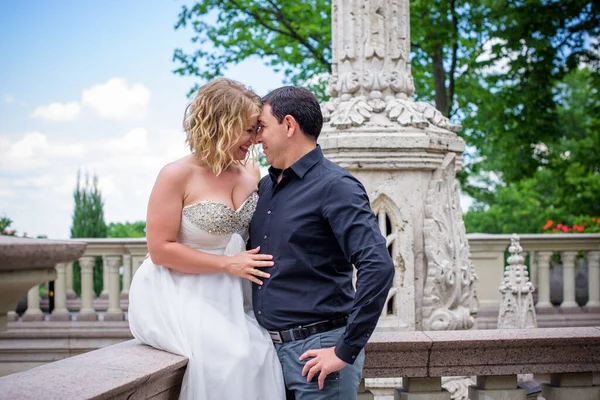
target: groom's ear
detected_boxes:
[283,114,299,138]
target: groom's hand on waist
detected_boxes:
[299,347,347,390]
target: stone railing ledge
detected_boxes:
[364,327,600,379]
[0,339,187,399]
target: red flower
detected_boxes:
[552,228,558,232]
[557,223,563,229]
[543,220,554,230]
[577,226,584,232]
[561,226,570,232]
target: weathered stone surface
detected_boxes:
[0,339,187,399]
[0,236,86,270]
[0,237,87,331]
[364,327,600,379]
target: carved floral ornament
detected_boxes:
[322,0,461,132]
[422,153,478,330]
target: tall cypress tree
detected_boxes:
[70,171,108,296]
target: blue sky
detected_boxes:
[0,1,285,239]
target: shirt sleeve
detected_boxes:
[321,175,395,364]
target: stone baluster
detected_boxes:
[535,251,553,309]
[100,254,109,299]
[542,372,600,399]
[22,285,44,321]
[586,251,600,308]
[78,256,97,321]
[560,251,578,308]
[66,261,76,299]
[50,263,70,321]
[396,377,450,399]
[131,255,145,277]
[468,375,525,400]
[104,255,124,321]
[121,254,132,298]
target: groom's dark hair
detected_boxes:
[261,86,323,141]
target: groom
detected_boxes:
[250,86,395,399]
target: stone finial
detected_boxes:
[321,0,460,132]
[497,234,537,329]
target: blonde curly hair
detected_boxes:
[184,78,261,176]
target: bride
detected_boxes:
[128,78,285,399]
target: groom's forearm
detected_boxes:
[334,242,395,364]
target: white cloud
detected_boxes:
[0,132,84,170]
[1,126,188,238]
[28,78,151,123]
[82,78,151,119]
[108,127,150,154]
[31,101,81,121]
[4,94,15,104]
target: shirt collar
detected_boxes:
[268,145,323,182]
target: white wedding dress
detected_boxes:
[128,192,285,400]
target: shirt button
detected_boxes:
[267,210,272,215]
[258,286,262,290]
[263,235,268,239]
[258,310,262,315]
[352,355,356,359]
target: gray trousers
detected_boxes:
[274,327,365,400]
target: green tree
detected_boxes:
[464,67,600,233]
[108,221,146,238]
[70,171,108,296]
[174,0,599,233]
[172,0,491,110]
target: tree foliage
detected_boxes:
[173,0,332,98]
[70,171,107,296]
[108,221,146,238]
[465,67,600,233]
[173,0,600,233]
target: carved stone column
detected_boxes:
[66,261,76,299]
[121,254,132,298]
[131,255,145,277]
[320,0,476,334]
[104,255,123,321]
[78,256,97,321]
[22,285,44,322]
[100,254,109,299]
[560,251,578,309]
[50,263,71,321]
[535,251,553,309]
[585,251,600,308]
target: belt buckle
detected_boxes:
[269,331,283,344]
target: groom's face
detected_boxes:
[256,104,287,168]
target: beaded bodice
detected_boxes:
[180,192,258,248]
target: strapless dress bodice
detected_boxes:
[178,192,258,252]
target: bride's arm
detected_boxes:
[145,162,273,284]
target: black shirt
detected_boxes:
[249,145,394,364]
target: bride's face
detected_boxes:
[231,114,258,161]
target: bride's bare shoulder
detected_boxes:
[157,155,196,183]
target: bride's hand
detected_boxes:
[225,246,274,285]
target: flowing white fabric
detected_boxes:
[128,201,285,400]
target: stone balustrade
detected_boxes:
[469,233,600,328]
[364,326,600,399]
[11,234,600,330]
[1,327,598,399]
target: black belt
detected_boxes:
[268,316,348,344]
